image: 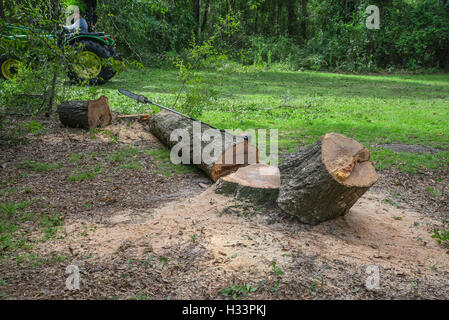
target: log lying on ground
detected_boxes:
[57,95,112,129]
[148,110,258,181]
[115,114,152,123]
[277,132,378,225]
[215,163,280,205]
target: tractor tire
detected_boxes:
[0,55,21,80]
[68,40,115,86]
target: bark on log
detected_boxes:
[148,110,259,181]
[215,163,280,205]
[277,132,378,225]
[115,114,151,123]
[57,95,112,129]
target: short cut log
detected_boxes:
[215,163,280,205]
[57,95,112,129]
[276,132,378,225]
[148,110,259,181]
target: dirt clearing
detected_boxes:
[0,116,448,299]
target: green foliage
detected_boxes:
[0,200,34,256]
[143,148,196,177]
[2,0,449,73]
[220,283,258,300]
[39,211,63,239]
[68,165,103,182]
[108,146,139,163]
[431,229,449,246]
[18,159,61,172]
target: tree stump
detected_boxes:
[148,110,259,181]
[57,95,112,129]
[276,132,378,225]
[215,163,280,205]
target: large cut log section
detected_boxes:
[276,132,378,225]
[148,110,259,181]
[215,163,280,204]
[57,95,112,129]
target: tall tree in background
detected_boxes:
[0,0,5,19]
[286,0,297,38]
[192,0,201,35]
[300,0,307,44]
[201,0,211,34]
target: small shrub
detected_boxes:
[220,283,258,300]
[431,229,449,247]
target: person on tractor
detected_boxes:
[1,0,120,85]
[63,10,88,33]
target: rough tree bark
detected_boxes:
[201,0,210,33]
[215,163,280,205]
[300,0,308,44]
[148,110,259,181]
[286,0,297,38]
[277,132,378,225]
[0,0,5,19]
[57,95,112,129]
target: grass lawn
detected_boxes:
[65,68,449,173]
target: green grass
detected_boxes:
[108,146,139,163]
[18,159,61,173]
[143,148,197,177]
[0,198,65,259]
[39,212,63,240]
[425,186,442,197]
[69,153,84,164]
[14,252,68,268]
[118,161,143,170]
[370,148,449,173]
[0,200,32,256]
[68,166,103,182]
[66,68,449,172]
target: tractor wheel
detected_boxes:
[0,55,21,80]
[68,40,115,86]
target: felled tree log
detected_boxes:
[115,114,151,123]
[215,163,280,205]
[148,110,259,181]
[57,95,112,129]
[277,132,378,225]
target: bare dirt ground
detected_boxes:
[0,116,448,300]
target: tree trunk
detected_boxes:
[148,110,259,181]
[208,0,214,31]
[57,95,112,129]
[286,0,297,38]
[201,0,210,34]
[300,0,307,43]
[193,0,201,35]
[46,71,58,117]
[215,163,280,205]
[277,132,378,225]
[0,0,5,19]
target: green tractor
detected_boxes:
[0,24,120,85]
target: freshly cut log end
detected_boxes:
[215,164,280,205]
[210,142,259,182]
[148,110,259,181]
[57,95,112,129]
[277,132,378,225]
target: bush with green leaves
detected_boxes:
[220,283,258,300]
[431,229,449,247]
